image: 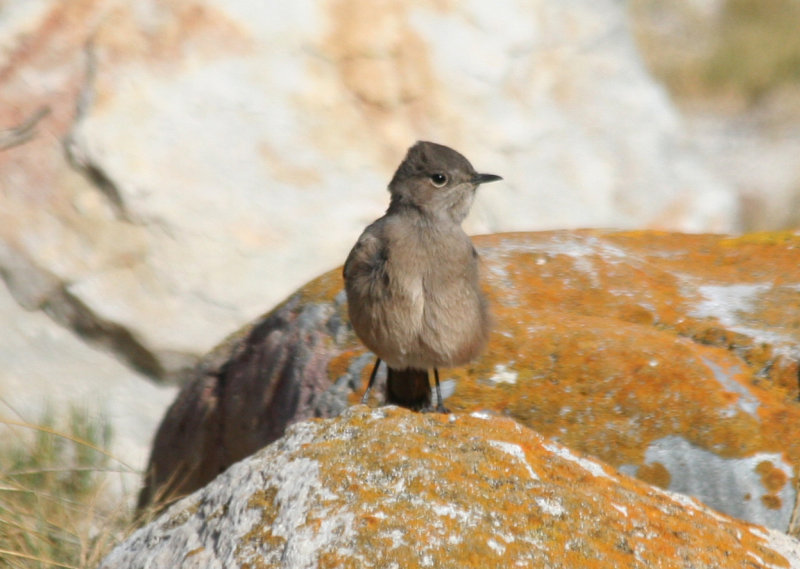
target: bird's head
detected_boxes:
[388,141,502,224]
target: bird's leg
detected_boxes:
[361,357,382,405]
[432,368,450,414]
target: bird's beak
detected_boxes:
[472,173,503,185]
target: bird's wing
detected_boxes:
[343,220,390,299]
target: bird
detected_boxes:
[343,141,501,412]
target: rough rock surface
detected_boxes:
[104,406,800,569]
[0,0,735,391]
[140,230,800,533]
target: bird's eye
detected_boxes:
[430,173,447,187]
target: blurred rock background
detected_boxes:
[632,0,800,230]
[1,0,798,492]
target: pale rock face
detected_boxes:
[1,1,735,469]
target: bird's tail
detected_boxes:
[386,367,431,410]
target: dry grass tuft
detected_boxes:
[0,408,136,569]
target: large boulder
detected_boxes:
[0,0,735,392]
[103,406,800,569]
[139,229,800,532]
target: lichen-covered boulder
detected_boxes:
[106,407,800,569]
[140,230,800,532]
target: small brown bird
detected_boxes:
[343,141,501,411]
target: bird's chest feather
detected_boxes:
[384,229,472,318]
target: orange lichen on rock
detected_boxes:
[291,231,800,520]
[298,408,784,568]
[757,460,790,494]
[98,407,800,568]
[142,230,800,530]
[637,461,672,489]
[298,270,348,306]
[327,348,364,384]
[320,230,800,528]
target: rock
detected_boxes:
[102,406,800,569]
[140,230,800,533]
[136,293,346,510]
[0,0,736,390]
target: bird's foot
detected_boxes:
[420,403,450,414]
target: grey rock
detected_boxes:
[101,407,800,569]
[620,435,794,530]
[137,292,347,508]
